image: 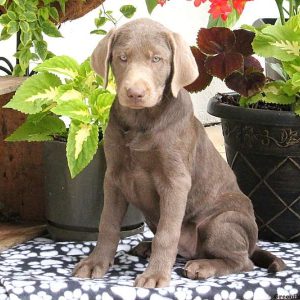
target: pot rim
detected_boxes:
[207,93,300,127]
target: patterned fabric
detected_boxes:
[0,228,299,300]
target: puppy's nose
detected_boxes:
[127,87,145,101]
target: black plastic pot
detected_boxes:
[208,94,300,242]
[44,141,144,241]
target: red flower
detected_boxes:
[194,0,207,7]
[208,0,232,21]
[157,0,167,6]
[233,0,253,14]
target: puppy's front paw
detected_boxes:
[73,257,109,279]
[134,271,170,288]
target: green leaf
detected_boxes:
[18,47,32,71]
[34,40,48,60]
[291,73,300,87]
[51,99,92,123]
[252,15,300,61]
[7,20,19,35]
[49,7,59,22]
[40,19,62,37]
[7,11,17,20]
[0,0,6,5]
[239,93,262,106]
[282,57,300,77]
[120,5,136,18]
[13,0,25,9]
[90,90,114,130]
[0,14,11,26]
[20,30,32,46]
[20,21,30,32]
[94,17,107,27]
[145,0,158,14]
[24,11,37,22]
[66,121,99,178]
[34,55,80,78]
[57,0,66,14]
[5,114,66,142]
[207,9,240,28]
[38,7,49,20]
[4,73,62,114]
[0,27,12,41]
[90,29,107,35]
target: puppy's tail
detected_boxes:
[250,246,286,272]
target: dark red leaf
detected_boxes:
[197,27,235,55]
[232,29,255,56]
[244,55,264,73]
[205,52,244,80]
[225,71,266,97]
[185,46,213,93]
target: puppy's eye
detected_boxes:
[120,54,127,62]
[152,56,161,63]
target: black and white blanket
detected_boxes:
[0,227,299,300]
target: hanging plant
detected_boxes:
[0,0,105,75]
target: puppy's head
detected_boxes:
[91,18,198,109]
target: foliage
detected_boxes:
[0,0,66,75]
[187,14,300,115]
[91,3,136,36]
[240,14,300,115]
[4,55,116,178]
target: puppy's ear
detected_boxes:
[91,29,115,88]
[168,32,199,98]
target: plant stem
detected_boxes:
[275,0,285,24]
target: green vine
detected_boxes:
[0,0,66,75]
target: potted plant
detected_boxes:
[180,1,300,242]
[3,55,144,240]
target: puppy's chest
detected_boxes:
[114,143,159,206]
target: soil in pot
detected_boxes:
[208,93,300,242]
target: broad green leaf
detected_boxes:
[120,5,136,18]
[282,58,300,77]
[90,29,107,35]
[34,55,80,78]
[4,73,62,114]
[24,11,37,22]
[18,47,32,71]
[56,86,83,102]
[57,0,66,14]
[13,0,25,9]
[5,114,66,142]
[34,40,48,60]
[263,92,296,104]
[7,11,17,20]
[20,30,32,46]
[40,19,62,37]
[20,21,30,32]
[0,27,13,41]
[253,15,300,61]
[38,7,49,20]
[207,9,240,29]
[66,122,99,178]
[90,90,114,130]
[239,93,262,107]
[51,99,92,123]
[7,20,19,35]
[94,17,107,27]
[49,7,59,22]
[291,73,300,87]
[0,14,11,25]
[0,0,6,5]
[145,0,158,14]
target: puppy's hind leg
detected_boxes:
[130,241,152,259]
[184,211,257,280]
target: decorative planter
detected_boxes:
[44,141,144,241]
[208,94,300,242]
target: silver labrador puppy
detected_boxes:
[73,18,285,288]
